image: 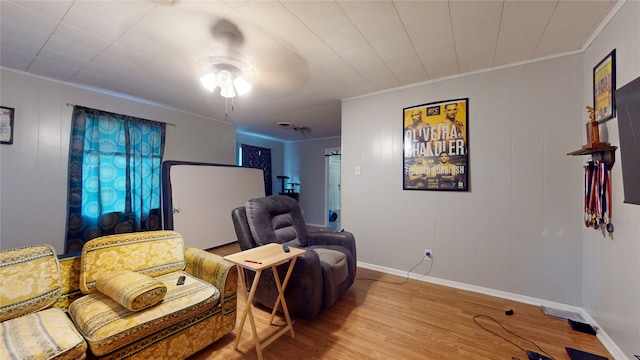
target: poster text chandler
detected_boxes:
[403,98,469,191]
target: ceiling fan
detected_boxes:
[197,19,254,99]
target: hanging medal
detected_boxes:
[603,164,614,233]
[594,161,604,229]
[589,161,599,228]
[584,162,594,228]
[583,164,589,227]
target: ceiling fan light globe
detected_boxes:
[215,70,233,87]
[220,83,236,98]
[233,76,252,96]
[199,73,217,92]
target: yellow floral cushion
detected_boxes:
[0,244,61,322]
[79,231,186,294]
[95,270,167,311]
[55,253,83,311]
[69,271,220,356]
[0,307,87,360]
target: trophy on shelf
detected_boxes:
[568,105,617,168]
[584,106,607,149]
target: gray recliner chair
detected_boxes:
[231,195,357,319]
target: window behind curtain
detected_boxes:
[65,106,166,253]
[240,144,272,196]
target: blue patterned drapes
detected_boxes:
[241,144,272,196]
[65,106,165,253]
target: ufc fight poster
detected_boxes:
[403,98,469,191]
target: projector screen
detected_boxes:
[615,76,640,205]
[162,161,265,249]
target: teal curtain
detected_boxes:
[65,106,166,253]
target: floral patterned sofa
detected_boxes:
[1,230,237,360]
[1,244,88,360]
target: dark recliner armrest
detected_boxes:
[307,229,357,262]
[307,229,357,295]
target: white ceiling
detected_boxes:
[0,0,619,141]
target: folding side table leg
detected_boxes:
[269,257,298,339]
[234,266,264,360]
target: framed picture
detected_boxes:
[593,49,616,122]
[403,98,469,191]
[1,106,14,145]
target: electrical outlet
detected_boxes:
[424,249,433,259]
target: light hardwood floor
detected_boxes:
[190,242,612,360]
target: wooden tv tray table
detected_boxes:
[223,243,305,360]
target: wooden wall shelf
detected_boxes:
[567,144,618,167]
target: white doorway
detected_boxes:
[325,148,341,229]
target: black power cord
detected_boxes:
[473,314,554,360]
[357,254,434,284]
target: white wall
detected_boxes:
[0,69,236,254]
[581,1,640,357]
[343,53,584,306]
[284,137,341,226]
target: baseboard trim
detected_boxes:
[356,261,627,360]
